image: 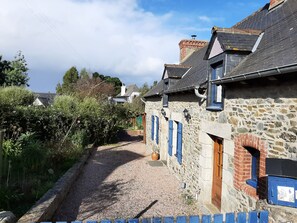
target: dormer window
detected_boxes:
[207,62,224,110]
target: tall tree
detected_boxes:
[105,77,122,95]
[56,66,79,94]
[92,72,104,80]
[0,56,10,86]
[80,68,90,79]
[73,76,114,101]
[140,82,150,95]
[3,51,29,87]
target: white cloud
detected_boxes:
[198,16,212,22]
[197,15,224,24]
[0,0,183,91]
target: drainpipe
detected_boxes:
[194,86,207,99]
[141,97,146,104]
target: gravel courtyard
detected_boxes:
[54,139,200,221]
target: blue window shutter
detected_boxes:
[168,120,173,156]
[251,155,257,181]
[156,116,159,144]
[151,115,155,140]
[177,122,183,165]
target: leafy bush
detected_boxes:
[17,132,46,171]
[78,97,101,116]
[0,92,127,216]
[0,86,34,106]
[52,95,79,115]
[3,139,22,158]
[70,129,89,150]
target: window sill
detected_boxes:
[206,105,223,111]
[246,179,258,188]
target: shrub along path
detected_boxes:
[53,138,200,221]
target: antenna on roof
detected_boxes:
[191,34,197,40]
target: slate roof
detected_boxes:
[217,0,297,82]
[216,31,260,52]
[123,84,139,97]
[165,45,208,93]
[163,64,191,79]
[143,80,164,98]
[34,92,56,106]
[145,0,297,95]
[116,84,139,97]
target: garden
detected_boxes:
[0,86,128,218]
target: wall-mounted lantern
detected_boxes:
[161,108,166,117]
[183,109,191,121]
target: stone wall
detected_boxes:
[225,79,297,160]
[166,94,205,197]
[144,77,297,221]
[145,98,163,154]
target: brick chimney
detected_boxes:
[179,39,208,63]
[269,0,285,10]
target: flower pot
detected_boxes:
[151,151,160,160]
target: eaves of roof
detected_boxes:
[212,62,297,84]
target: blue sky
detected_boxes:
[0,0,268,92]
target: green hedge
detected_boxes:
[0,93,124,216]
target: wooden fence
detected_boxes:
[42,210,269,223]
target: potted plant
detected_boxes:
[151,145,160,160]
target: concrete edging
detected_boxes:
[17,147,95,223]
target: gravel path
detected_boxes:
[54,140,200,221]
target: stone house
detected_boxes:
[143,0,297,222]
[33,92,56,107]
[112,84,140,104]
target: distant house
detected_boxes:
[144,0,297,222]
[33,92,56,107]
[112,84,140,104]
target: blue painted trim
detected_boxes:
[259,211,269,223]
[189,216,199,223]
[201,215,211,223]
[168,120,173,156]
[128,219,139,223]
[237,212,246,223]
[69,211,268,223]
[248,211,258,223]
[151,115,155,141]
[214,214,223,223]
[152,217,162,223]
[246,179,257,188]
[164,217,174,223]
[177,122,183,165]
[225,213,235,223]
[176,216,186,223]
[156,116,159,144]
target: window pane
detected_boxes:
[216,85,222,102]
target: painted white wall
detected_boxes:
[33,98,44,106]
[128,91,140,103]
